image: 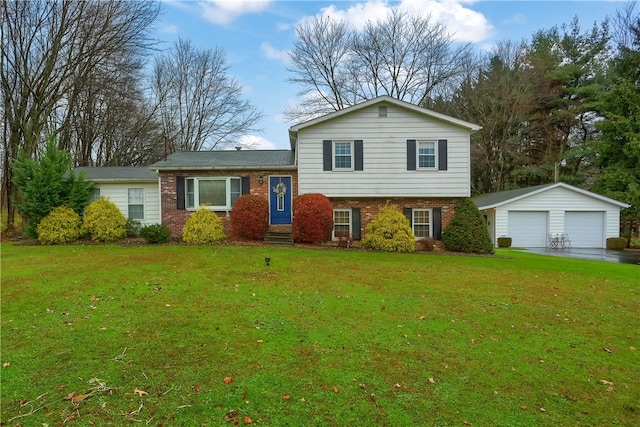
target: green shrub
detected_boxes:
[182,208,226,244]
[140,224,171,244]
[606,237,627,250]
[36,206,82,245]
[292,193,333,243]
[442,198,494,254]
[81,197,127,242]
[126,218,142,237]
[362,204,415,253]
[230,194,269,240]
[497,237,512,248]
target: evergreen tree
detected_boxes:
[12,135,94,237]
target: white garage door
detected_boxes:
[565,211,605,248]
[508,211,548,247]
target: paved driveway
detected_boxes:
[521,248,640,265]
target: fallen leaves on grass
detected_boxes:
[428,377,435,384]
[133,388,148,396]
[2,362,9,368]
[194,384,201,392]
[224,377,234,384]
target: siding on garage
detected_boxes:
[93,181,160,225]
[489,186,624,248]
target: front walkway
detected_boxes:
[521,247,640,265]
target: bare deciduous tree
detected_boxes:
[152,38,263,152]
[285,9,475,122]
[1,0,159,233]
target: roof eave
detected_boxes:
[150,165,298,171]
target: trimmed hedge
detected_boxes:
[36,206,82,245]
[362,204,415,253]
[606,237,627,250]
[182,208,226,244]
[292,193,333,243]
[442,198,494,254]
[230,194,269,240]
[140,224,171,244]
[81,197,127,242]
[497,237,512,248]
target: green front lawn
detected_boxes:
[1,243,638,426]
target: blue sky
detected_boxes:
[156,0,624,150]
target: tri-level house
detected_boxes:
[147,95,481,240]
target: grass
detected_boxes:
[1,243,638,426]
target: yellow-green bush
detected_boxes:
[36,206,81,245]
[362,204,415,253]
[81,197,127,242]
[182,208,226,244]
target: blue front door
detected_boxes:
[269,176,292,224]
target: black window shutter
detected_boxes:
[176,176,185,210]
[352,208,361,240]
[432,207,442,239]
[354,140,363,171]
[403,208,412,226]
[323,140,332,171]
[438,139,448,171]
[407,140,416,170]
[241,176,250,194]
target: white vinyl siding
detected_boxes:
[490,186,622,248]
[297,104,470,197]
[89,182,160,225]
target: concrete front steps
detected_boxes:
[264,225,294,245]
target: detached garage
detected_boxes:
[474,183,629,248]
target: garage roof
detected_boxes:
[473,182,630,210]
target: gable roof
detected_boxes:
[74,167,157,181]
[150,150,296,171]
[473,182,630,209]
[288,95,482,147]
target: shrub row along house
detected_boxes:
[77,96,629,248]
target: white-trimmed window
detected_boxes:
[412,209,431,239]
[417,141,436,169]
[333,209,351,239]
[128,188,145,220]
[333,141,354,170]
[89,188,101,203]
[185,177,241,210]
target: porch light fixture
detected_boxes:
[259,175,264,184]
[554,159,566,183]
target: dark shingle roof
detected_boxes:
[472,183,555,209]
[74,167,157,181]
[150,150,296,170]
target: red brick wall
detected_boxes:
[160,170,297,238]
[330,197,461,240]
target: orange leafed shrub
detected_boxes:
[292,193,333,243]
[230,194,269,240]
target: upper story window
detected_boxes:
[128,188,145,220]
[323,140,364,172]
[185,177,241,210]
[417,141,436,169]
[333,141,353,170]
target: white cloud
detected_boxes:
[260,42,290,64]
[307,0,493,43]
[158,22,179,34]
[238,134,278,150]
[198,0,271,25]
